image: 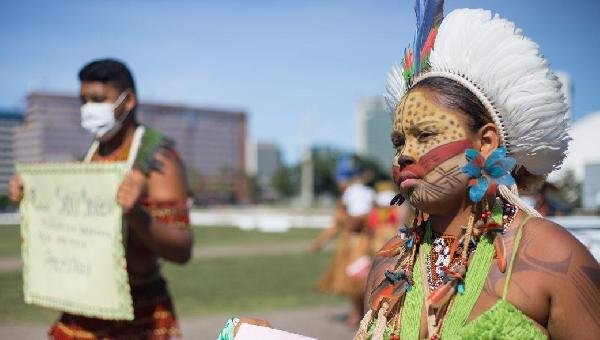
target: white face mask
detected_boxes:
[80,92,129,141]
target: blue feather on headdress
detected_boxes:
[412,0,444,75]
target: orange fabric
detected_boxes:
[318,231,371,297]
[367,208,399,229]
[90,134,133,163]
[141,199,190,228]
[48,278,181,340]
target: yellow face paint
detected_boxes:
[391,89,472,212]
[392,90,468,163]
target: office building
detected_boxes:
[256,142,282,185]
[356,96,394,170]
[0,110,23,194]
[14,92,247,203]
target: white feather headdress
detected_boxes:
[385,8,570,177]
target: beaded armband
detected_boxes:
[141,198,191,229]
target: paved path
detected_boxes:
[0,257,21,272]
[0,304,357,339]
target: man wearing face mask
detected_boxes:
[9,58,192,339]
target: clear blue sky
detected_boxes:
[1,0,598,163]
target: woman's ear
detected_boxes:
[475,123,500,157]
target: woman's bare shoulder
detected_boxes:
[520,217,596,265]
[518,216,600,334]
[518,218,600,338]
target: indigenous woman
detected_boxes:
[367,181,409,253]
[355,1,600,339]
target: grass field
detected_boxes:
[0,227,21,258]
[193,226,322,247]
[0,225,321,257]
[0,225,343,322]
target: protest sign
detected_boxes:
[18,162,133,320]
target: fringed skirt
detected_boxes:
[318,230,372,298]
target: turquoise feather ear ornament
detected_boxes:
[461,147,517,203]
[460,146,517,273]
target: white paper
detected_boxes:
[234,323,317,340]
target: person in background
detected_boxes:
[314,156,375,327]
[310,156,353,253]
[9,58,192,339]
[366,181,410,253]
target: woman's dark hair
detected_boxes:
[78,58,136,94]
[409,76,544,192]
[410,76,491,133]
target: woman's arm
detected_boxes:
[530,220,600,339]
[118,151,193,264]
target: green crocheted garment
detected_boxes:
[455,300,546,339]
[366,214,547,339]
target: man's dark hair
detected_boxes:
[78,58,136,94]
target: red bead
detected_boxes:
[390,335,400,340]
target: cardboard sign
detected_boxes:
[17,162,133,320]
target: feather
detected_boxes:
[429,9,570,175]
[494,173,516,187]
[370,281,395,311]
[378,236,405,257]
[427,281,455,308]
[402,48,414,82]
[473,221,503,238]
[469,177,488,202]
[484,147,516,179]
[494,233,507,273]
[370,280,407,312]
[385,6,569,177]
[390,193,405,206]
[413,0,445,75]
[421,28,438,59]
[461,162,481,178]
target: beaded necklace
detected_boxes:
[358,199,517,340]
[397,199,515,339]
[426,200,516,292]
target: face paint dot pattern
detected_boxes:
[392,90,469,165]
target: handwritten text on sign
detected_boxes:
[18,162,133,320]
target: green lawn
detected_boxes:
[164,251,342,317]
[0,226,343,322]
[193,226,321,247]
[0,270,60,322]
[0,251,340,322]
[0,226,21,258]
[0,225,322,258]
